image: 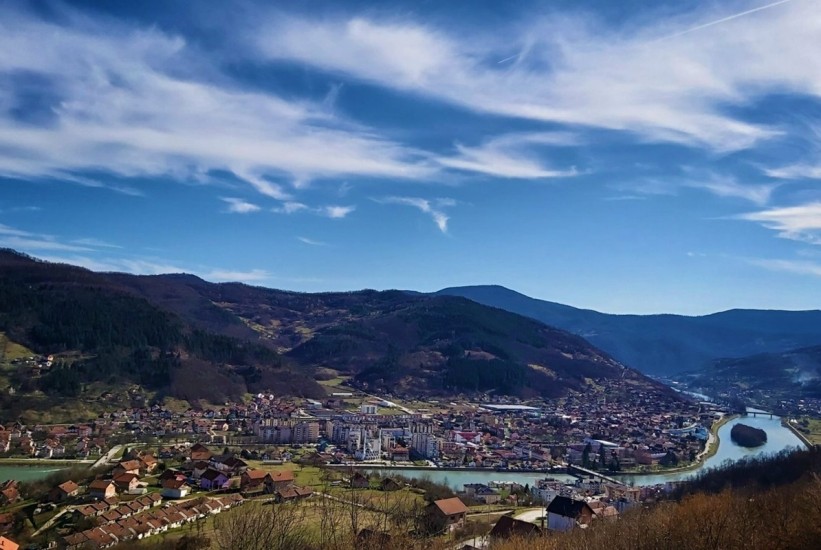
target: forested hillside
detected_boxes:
[0,250,659,414]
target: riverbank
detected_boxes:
[0,458,91,466]
[348,415,742,480]
[332,463,566,474]
[782,418,815,450]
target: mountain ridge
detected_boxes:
[0,250,649,416]
[435,285,821,375]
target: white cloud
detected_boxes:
[203,269,271,283]
[254,2,821,152]
[0,5,434,198]
[380,197,454,233]
[683,176,777,206]
[764,164,821,180]
[0,224,93,252]
[271,202,355,218]
[747,257,821,277]
[297,236,327,246]
[221,197,261,214]
[272,202,309,214]
[38,254,185,274]
[437,133,580,179]
[739,202,821,244]
[39,252,270,282]
[71,237,122,249]
[320,205,356,219]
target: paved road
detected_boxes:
[92,444,123,470]
[514,507,546,524]
[32,506,74,536]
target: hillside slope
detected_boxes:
[287,296,636,397]
[682,345,821,405]
[0,250,324,414]
[0,250,650,409]
[436,285,821,375]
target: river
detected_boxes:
[367,414,805,489]
[0,464,68,482]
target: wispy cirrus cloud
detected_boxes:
[297,236,327,246]
[37,252,271,283]
[221,197,261,214]
[682,176,778,206]
[747,257,821,277]
[0,4,434,199]
[0,223,93,252]
[437,133,580,179]
[739,202,821,245]
[203,269,270,283]
[252,0,818,152]
[764,164,821,180]
[70,237,122,249]
[613,174,777,205]
[379,197,455,233]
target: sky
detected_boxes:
[2,0,821,315]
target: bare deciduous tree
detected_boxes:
[211,501,313,550]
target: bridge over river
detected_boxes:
[566,464,625,485]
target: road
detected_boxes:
[92,444,123,470]
[32,506,74,536]
[514,507,546,524]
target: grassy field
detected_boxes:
[797,417,821,445]
[0,332,34,363]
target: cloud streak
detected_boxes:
[379,196,454,233]
[254,1,821,152]
[297,236,327,246]
[739,202,821,244]
[0,4,434,199]
[437,133,580,179]
[221,197,261,214]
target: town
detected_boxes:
[0,372,743,549]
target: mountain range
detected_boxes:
[435,285,821,376]
[2,250,818,418]
[0,250,639,417]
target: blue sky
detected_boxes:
[2,0,821,315]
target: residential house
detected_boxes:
[161,479,190,500]
[427,497,468,532]
[475,485,501,504]
[200,469,230,491]
[113,459,141,477]
[191,461,210,479]
[546,496,595,532]
[274,486,313,503]
[88,480,117,500]
[263,470,294,493]
[0,482,19,507]
[113,473,140,493]
[217,456,247,475]
[158,469,185,486]
[190,443,212,462]
[349,472,369,489]
[240,469,267,494]
[49,480,80,502]
[489,515,543,542]
[139,454,158,474]
[0,536,19,550]
[379,478,402,492]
